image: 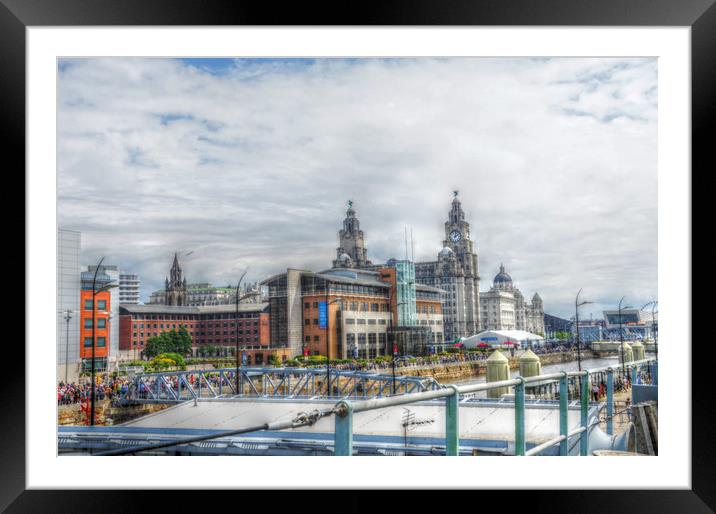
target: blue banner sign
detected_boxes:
[318,301,328,329]
[481,337,498,341]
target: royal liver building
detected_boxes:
[413,192,480,342]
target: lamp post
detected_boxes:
[89,258,118,426]
[642,300,658,360]
[575,289,594,372]
[617,296,633,380]
[59,309,74,384]
[234,268,248,395]
[391,300,408,395]
[325,296,344,397]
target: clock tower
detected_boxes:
[443,191,477,274]
[441,191,480,335]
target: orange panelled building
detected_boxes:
[79,289,111,367]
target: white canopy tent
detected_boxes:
[462,330,545,349]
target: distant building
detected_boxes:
[118,303,280,364]
[332,200,372,269]
[602,308,657,340]
[57,229,81,384]
[149,255,262,306]
[261,267,444,359]
[164,253,188,306]
[337,193,481,343]
[119,273,141,304]
[543,313,572,338]
[479,264,544,335]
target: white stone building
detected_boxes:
[479,264,544,334]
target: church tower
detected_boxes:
[165,253,188,306]
[333,200,372,269]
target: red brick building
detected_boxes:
[118,303,285,365]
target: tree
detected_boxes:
[555,331,570,341]
[143,328,193,359]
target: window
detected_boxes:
[83,299,93,310]
[305,336,310,342]
[368,319,376,325]
[305,302,310,309]
[97,337,106,347]
[305,319,310,326]
[379,319,387,325]
[313,302,319,308]
[97,300,107,310]
[313,335,319,342]
[97,318,106,329]
[313,319,319,325]
[83,337,92,348]
[357,319,366,325]
[346,319,355,325]
[371,303,379,312]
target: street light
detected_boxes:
[89,257,118,426]
[642,300,658,360]
[575,288,594,372]
[59,309,75,385]
[326,296,344,397]
[617,296,633,380]
[234,268,248,395]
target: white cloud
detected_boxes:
[57,57,657,319]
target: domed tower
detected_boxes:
[333,200,372,269]
[165,252,188,306]
[493,263,514,291]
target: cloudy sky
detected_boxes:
[57,57,657,320]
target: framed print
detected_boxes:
[6,0,714,511]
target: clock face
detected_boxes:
[450,230,462,242]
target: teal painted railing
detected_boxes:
[333,358,658,456]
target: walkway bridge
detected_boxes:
[117,366,442,404]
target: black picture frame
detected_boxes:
[5,0,713,511]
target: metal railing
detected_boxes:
[332,358,658,456]
[118,366,442,404]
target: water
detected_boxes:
[452,355,622,387]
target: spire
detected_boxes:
[172,252,180,272]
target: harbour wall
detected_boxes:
[394,352,575,382]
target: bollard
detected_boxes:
[559,373,569,456]
[445,385,460,456]
[514,378,526,456]
[334,401,354,456]
[486,350,510,398]
[580,373,589,456]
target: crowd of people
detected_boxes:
[57,377,132,405]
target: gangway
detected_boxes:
[117,366,442,404]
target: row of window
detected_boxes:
[132,329,259,339]
[83,337,106,347]
[133,321,258,329]
[83,318,108,328]
[304,301,390,312]
[131,313,260,321]
[83,299,107,310]
[344,318,387,325]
